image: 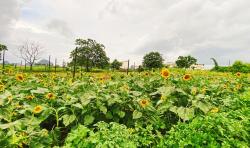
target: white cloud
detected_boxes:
[1,0,250,65]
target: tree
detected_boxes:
[0,43,8,71]
[175,55,197,68]
[142,51,164,69]
[70,38,109,72]
[111,59,122,70]
[19,41,43,71]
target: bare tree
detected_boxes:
[19,41,43,71]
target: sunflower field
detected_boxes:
[0,69,249,147]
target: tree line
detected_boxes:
[1,38,249,73]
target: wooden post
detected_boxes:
[48,55,51,72]
[2,50,5,74]
[127,60,129,75]
[54,58,57,73]
[25,60,27,71]
[73,48,77,79]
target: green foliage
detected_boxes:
[175,55,197,68]
[64,122,138,148]
[111,59,122,70]
[0,69,249,147]
[70,38,110,71]
[212,61,250,73]
[142,52,164,69]
[163,110,250,147]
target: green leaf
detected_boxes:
[72,103,83,109]
[99,106,107,114]
[117,111,126,118]
[62,115,76,126]
[170,106,194,121]
[133,110,142,119]
[84,115,95,125]
[192,100,210,113]
[31,87,49,94]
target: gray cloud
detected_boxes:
[47,19,73,37]
[0,0,20,40]
[1,0,250,65]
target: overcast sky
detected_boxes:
[0,0,250,66]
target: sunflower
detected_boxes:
[236,84,242,90]
[139,99,149,108]
[161,68,170,79]
[183,74,191,81]
[33,105,43,114]
[235,72,241,77]
[16,73,24,81]
[26,95,35,100]
[210,107,219,113]
[191,87,197,95]
[0,84,4,91]
[46,93,55,99]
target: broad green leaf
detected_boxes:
[99,106,107,114]
[133,110,142,119]
[192,100,210,113]
[170,106,194,121]
[117,111,126,118]
[31,87,49,94]
[72,103,83,109]
[62,115,76,126]
[84,115,95,125]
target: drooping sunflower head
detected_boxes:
[191,87,197,95]
[139,99,149,108]
[161,68,170,79]
[210,107,219,113]
[235,72,241,77]
[0,84,4,91]
[46,93,55,99]
[16,73,24,81]
[26,95,35,100]
[33,105,43,114]
[183,74,191,81]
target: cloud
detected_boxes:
[1,0,250,65]
[47,19,73,37]
[0,0,20,40]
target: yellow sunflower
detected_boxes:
[191,87,197,95]
[33,105,43,114]
[0,84,4,91]
[26,95,35,100]
[210,107,219,113]
[46,93,55,99]
[161,68,170,79]
[183,74,191,81]
[235,72,241,77]
[16,73,24,81]
[139,99,150,108]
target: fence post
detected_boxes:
[73,48,77,79]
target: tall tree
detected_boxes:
[19,41,43,71]
[111,59,122,70]
[0,43,8,71]
[175,55,197,68]
[70,38,109,72]
[142,51,164,69]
